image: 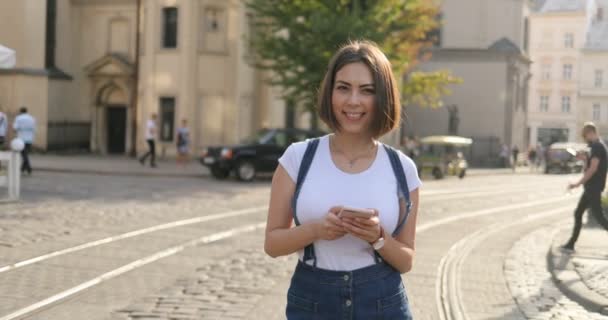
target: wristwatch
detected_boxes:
[371,227,385,250]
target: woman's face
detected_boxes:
[331,62,376,136]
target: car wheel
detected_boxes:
[432,167,444,180]
[211,167,230,179]
[236,160,256,182]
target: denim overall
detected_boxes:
[286,138,414,320]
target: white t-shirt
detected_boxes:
[145,119,156,140]
[0,112,7,137]
[278,135,422,271]
[13,113,36,143]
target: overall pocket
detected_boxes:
[377,288,412,319]
[286,292,318,319]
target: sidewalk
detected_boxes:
[466,166,536,176]
[549,223,608,315]
[25,153,538,178]
[32,154,209,178]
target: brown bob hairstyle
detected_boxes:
[317,40,401,138]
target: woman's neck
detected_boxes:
[331,133,376,156]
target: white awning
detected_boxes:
[0,44,16,69]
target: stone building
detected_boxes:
[0,0,286,155]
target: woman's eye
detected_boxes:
[336,86,348,91]
[363,89,375,94]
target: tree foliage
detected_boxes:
[246,0,460,124]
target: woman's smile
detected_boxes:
[343,111,366,121]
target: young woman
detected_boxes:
[265,40,421,319]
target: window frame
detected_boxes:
[593,103,601,121]
[564,33,574,48]
[561,96,571,113]
[595,69,603,88]
[562,64,573,80]
[540,95,549,112]
[161,6,179,49]
[159,96,176,142]
[541,64,551,80]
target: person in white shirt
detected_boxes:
[0,106,7,171]
[0,107,7,149]
[13,107,36,175]
[265,41,421,319]
[138,113,157,167]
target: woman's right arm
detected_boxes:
[264,164,347,257]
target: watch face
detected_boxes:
[373,238,385,250]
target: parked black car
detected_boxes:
[200,128,325,181]
[544,142,586,174]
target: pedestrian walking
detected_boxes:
[536,144,545,170]
[265,41,421,319]
[138,113,157,168]
[0,106,7,171]
[528,146,537,172]
[512,145,519,171]
[13,107,36,175]
[500,144,510,168]
[562,122,608,252]
[176,119,190,166]
[0,106,7,150]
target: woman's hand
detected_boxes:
[341,211,382,243]
[313,207,348,241]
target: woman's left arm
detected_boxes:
[376,188,419,273]
[342,188,419,274]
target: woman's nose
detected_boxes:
[347,91,361,106]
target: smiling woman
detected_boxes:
[264,40,421,319]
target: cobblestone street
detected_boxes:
[1,170,608,319]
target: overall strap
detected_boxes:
[383,144,412,237]
[292,138,321,266]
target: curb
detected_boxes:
[35,166,209,179]
[547,237,608,316]
[35,165,533,179]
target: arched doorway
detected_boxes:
[95,84,130,154]
[85,53,134,155]
[106,104,127,154]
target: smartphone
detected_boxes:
[339,206,375,219]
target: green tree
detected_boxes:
[246,0,459,129]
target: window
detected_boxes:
[561,96,571,113]
[593,103,601,121]
[595,69,603,88]
[270,131,289,147]
[162,7,178,48]
[159,97,175,141]
[541,64,551,80]
[564,33,574,48]
[563,64,573,80]
[540,96,549,112]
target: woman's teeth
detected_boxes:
[345,112,363,120]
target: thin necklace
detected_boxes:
[331,136,377,168]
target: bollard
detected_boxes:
[0,151,21,202]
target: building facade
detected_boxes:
[579,1,608,140]
[0,0,286,155]
[406,0,532,167]
[526,0,593,147]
